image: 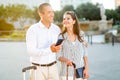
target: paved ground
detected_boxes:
[0,42,120,80]
[88,43,120,80]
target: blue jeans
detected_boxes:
[76,67,84,78]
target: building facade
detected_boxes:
[115,0,120,8]
[60,0,91,9]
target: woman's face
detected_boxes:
[63,14,75,29]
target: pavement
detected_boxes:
[0,42,120,80]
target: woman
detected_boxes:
[57,11,89,80]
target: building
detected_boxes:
[115,0,120,8]
[60,0,91,9]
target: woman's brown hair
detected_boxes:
[60,11,83,42]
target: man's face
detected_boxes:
[41,6,54,23]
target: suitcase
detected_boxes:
[22,66,37,80]
[66,63,76,80]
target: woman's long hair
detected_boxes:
[60,11,83,42]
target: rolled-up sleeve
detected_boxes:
[83,44,88,57]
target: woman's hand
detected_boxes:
[83,68,89,79]
[65,59,73,66]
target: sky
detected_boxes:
[50,0,60,10]
[91,0,115,9]
[0,0,115,10]
[50,0,115,10]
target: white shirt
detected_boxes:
[26,21,61,64]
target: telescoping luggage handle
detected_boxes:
[22,66,37,80]
[22,66,37,72]
[66,63,76,80]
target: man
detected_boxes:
[26,3,61,80]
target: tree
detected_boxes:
[116,6,120,13]
[54,11,61,22]
[0,20,14,35]
[8,4,34,27]
[54,5,74,23]
[33,7,40,22]
[76,3,100,20]
[105,6,120,25]
[106,9,116,20]
[0,5,5,20]
[0,4,35,28]
[115,6,120,21]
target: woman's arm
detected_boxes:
[58,57,73,66]
[84,56,89,70]
[83,56,89,79]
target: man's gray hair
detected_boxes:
[38,3,51,13]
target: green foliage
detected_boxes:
[0,4,5,19]
[3,4,34,21]
[106,9,116,20]
[0,19,14,35]
[115,7,120,21]
[33,7,40,22]
[0,31,26,40]
[106,7,120,25]
[54,11,61,22]
[54,3,120,23]
[10,31,25,39]
[76,2,100,20]
[118,25,120,28]
[116,6,120,13]
[0,4,35,28]
[62,5,74,13]
[0,3,120,27]
[54,5,74,22]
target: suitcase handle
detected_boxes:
[22,66,37,72]
[67,62,76,68]
[72,62,76,68]
[66,62,76,80]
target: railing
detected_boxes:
[0,30,120,45]
[86,35,93,45]
[111,35,120,46]
[86,34,120,46]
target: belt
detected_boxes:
[32,61,56,67]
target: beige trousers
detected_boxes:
[61,76,87,80]
[30,64,60,80]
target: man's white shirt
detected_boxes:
[26,21,61,64]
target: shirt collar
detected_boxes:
[39,21,52,29]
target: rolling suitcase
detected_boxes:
[22,66,37,80]
[66,63,76,80]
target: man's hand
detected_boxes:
[50,44,61,53]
